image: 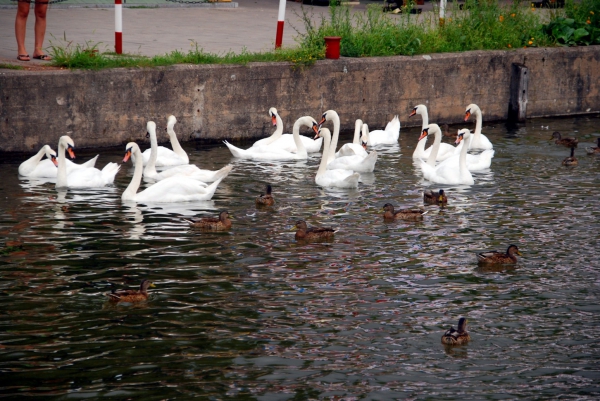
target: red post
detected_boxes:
[115,0,123,54]
[275,0,286,49]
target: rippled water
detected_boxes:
[1,115,599,399]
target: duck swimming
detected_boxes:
[107,279,155,303]
[441,317,471,346]
[585,138,600,155]
[256,184,275,207]
[477,244,522,264]
[551,131,578,148]
[423,189,447,206]
[293,220,335,241]
[185,211,232,230]
[382,203,427,221]
[562,147,578,166]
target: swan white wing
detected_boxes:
[21,155,99,178]
[420,160,474,185]
[336,143,368,158]
[151,164,232,183]
[263,135,322,153]
[64,163,120,188]
[420,143,456,161]
[469,133,493,150]
[327,151,377,173]
[434,149,494,171]
[224,141,303,161]
[316,169,359,188]
[138,146,187,167]
[135,177,222,203]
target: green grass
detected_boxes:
[0,63,25,70]
[46,0,598,70]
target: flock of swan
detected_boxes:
[18,103,492,205]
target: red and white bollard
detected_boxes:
[275,0,286,49]
[115,0,123,54]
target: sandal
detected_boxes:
[33,54,51,61]
[17,54,30,61]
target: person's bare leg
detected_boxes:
[33,2,50,59]
[15,1,31,59]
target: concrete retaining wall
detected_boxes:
[1,46,599,153]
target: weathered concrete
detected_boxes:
[1,46,599,153]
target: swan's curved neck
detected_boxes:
[56,142,68,188]
[292,117,309,158]
[21,146,48,175]
[458,135,470,178]
[167,124,188,161]
[473,108,482,138]
[123,148,144,201]
[412,109,430,158]
[327,113,340,164]
[144,128,158,176]
[352,120,362,145]
[317,132,331,179]
[426,127,442,166]
[263,114,284,146]
[420,108,429,131]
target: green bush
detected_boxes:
[543,0,600,45]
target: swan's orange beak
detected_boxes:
[312,122,320,138]
[123,149,132,163]
[409,109,417,117]
[318,115,327,126]
[271,114,277,126]
[455,135,463,145]
[464,110,471,122]
[51,155,58,167]
[362,141,367,150]
[419,129,429,141]
[67,146,76,159]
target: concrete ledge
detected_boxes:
[1,46,599,152]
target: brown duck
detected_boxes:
[256,184,275,207]
[477,244,522,264]
[562,147,578,166]
[383,203,427,221]
[185,211,232,230]
[293,220,335,241]
[441,317,471,346]
[551,132,578,148]
[585,138,600,155]
[423,189,448,206]
[441,124,457,140]
[107,279,155,303]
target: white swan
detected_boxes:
[326,123,378,173]
[436,129,495,171]
[335,119,368,158]
[314,128,359,188]
[18,145,98,178]
[122,142,223,203]
[464,104,493,150]
[55,136,120,189]
[143,121,232,182]
[137,115,189,166]
[365,115,400,146]
[409,104,455,161]
[253,108,322,153]
[420,128,474,185]
[224,116,317,161]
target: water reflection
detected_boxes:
[0,115,599,399]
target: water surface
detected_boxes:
[1,115,599,399]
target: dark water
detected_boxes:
[1,115,599,400]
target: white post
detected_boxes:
[115,0,123,54]
[275,0,286,49]
[440,0,446,26]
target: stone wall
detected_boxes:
[0,46,598,152]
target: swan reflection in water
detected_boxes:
[122,203,146,241]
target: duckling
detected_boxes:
[551,131,578,148]
[441,124,457,140]
[293,220,335,241]
[441,317,471,346]
[382,203,427,221]
[255,184,275,207]
[184,211,232,230]
[477,244,522,264]
[107,279,155,303]
[585,138,600,155]
[423,189,448,206]
[562,147,578,166]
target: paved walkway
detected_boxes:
[0,0,381,65]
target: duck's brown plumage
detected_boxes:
[441,124,457,140]
[562,147,578,166]
[477,244,522,264]
[185,211,232,230]
[551,132,578,148]
[107,279,155,303]
[423,189,448,206]
[294,220,335,241]
[383,203,427,221]
[256,184,275,207]
[585,138,600,155]
[441,317,471,346]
